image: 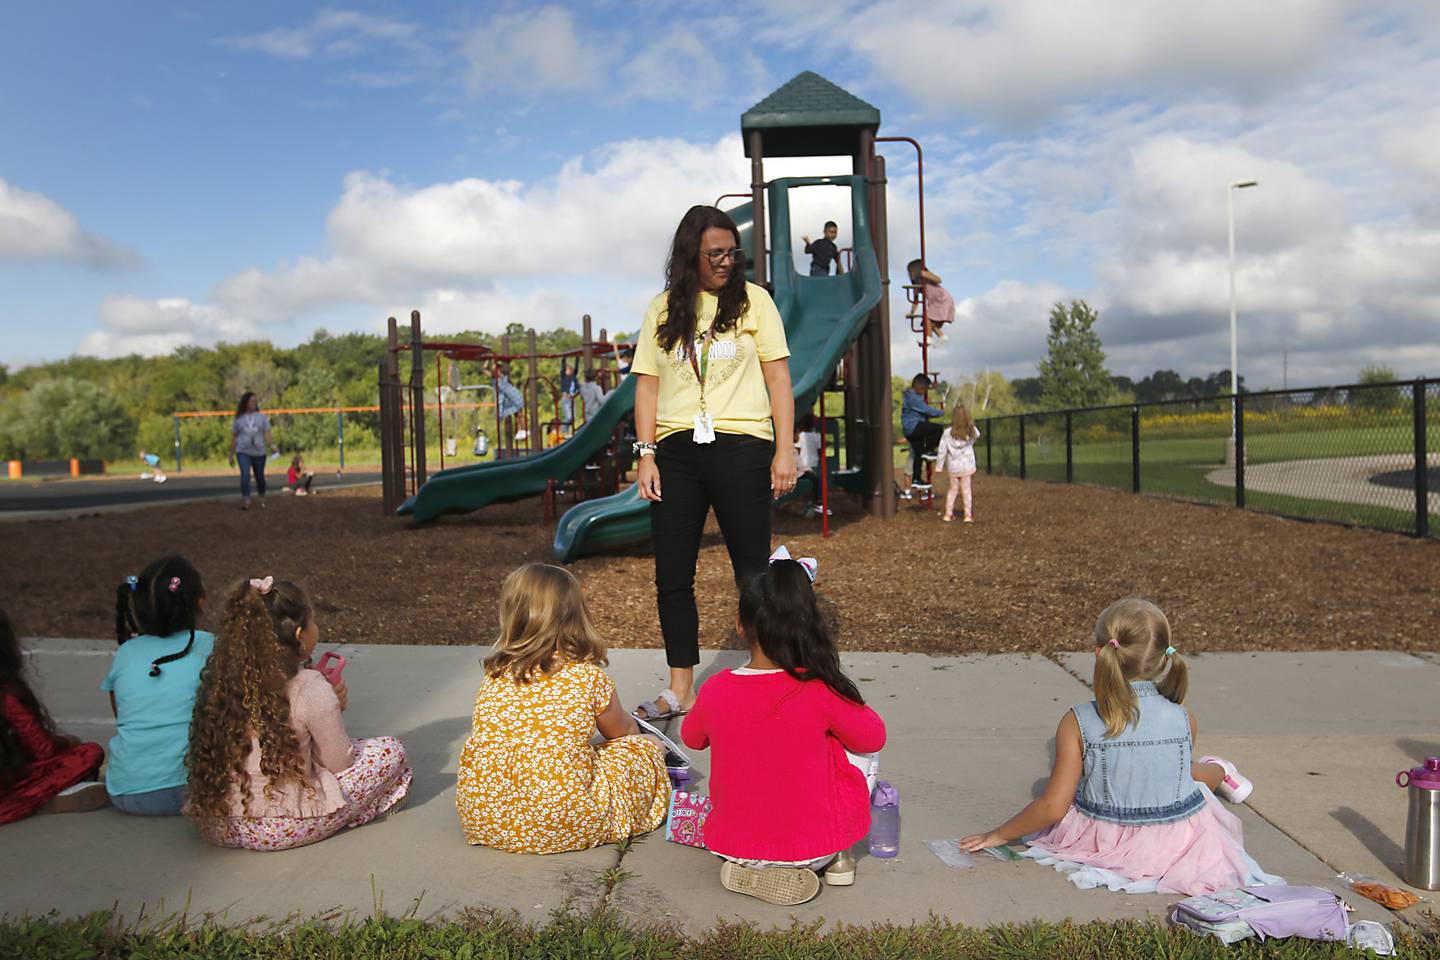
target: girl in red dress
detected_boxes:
[1,609,107,824]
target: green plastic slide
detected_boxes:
[397,374,636,522]
[552,175,883,562]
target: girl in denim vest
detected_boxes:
[960,598,1279,895]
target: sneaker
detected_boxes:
[823,851,856,887]
[41,781,109,814]
[154,475,167,484]
[898,488,914,501]
[295,489,308,496]
[139,471,153,480]
[719,862,821,905]
[1199,755,1253,803]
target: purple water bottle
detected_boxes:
[869,780,901,858]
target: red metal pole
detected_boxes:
[436,352,446,472]
[876,135,930,381]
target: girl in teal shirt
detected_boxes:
[104,555,213,815]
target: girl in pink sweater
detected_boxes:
[681,548,886,906]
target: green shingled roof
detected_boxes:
[742,71,881,131]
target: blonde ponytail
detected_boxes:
[1090,598,1177,738]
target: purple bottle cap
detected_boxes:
[1396,757,1440,790]
[872,780,900,808]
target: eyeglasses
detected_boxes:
[700,247,745,267]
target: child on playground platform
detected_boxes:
[186,577,411,851]
[1,609,107,824]
[906,260,954,340]
[803,221,844,277]
[960,598,1274,896]
[935,403,980,522]
[455,564,669,854]
[105,555,214,815]
[682,550,886,906]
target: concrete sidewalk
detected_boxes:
[4,642,1433,931]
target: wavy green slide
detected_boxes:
[552,175,883,562]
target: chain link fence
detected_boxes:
[980,378,1437,538]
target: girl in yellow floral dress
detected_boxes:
[456,564,669,853]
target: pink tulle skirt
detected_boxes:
[1023,787,1282,896]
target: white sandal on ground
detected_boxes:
[720,862,821,905]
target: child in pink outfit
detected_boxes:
[682,548,886,906]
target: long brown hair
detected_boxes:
[655,205,749,353]
[186,579,313,821]
[951,403,976,440]
[0,609,60,790]
[484,564,607,683]
[1092,598,1188,738]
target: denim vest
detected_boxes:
[1072,680,1205,826]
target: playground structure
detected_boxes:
[377,314,632,515]
[384,72,945,558]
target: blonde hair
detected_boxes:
[1091,598,1188,738]
[484,564,607,682]
[951,403,975,440]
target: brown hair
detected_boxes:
[186,579,313,821]
[484,564,607,682]
[1091,598,1188,738]
[951,403,975,440]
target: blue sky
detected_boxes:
[3,1,1438,389]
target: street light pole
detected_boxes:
[1227,179,1257,460]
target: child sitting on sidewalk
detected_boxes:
[960,598,1276,895]
[286,455,315,495]
[456,564,669,853]
[106,556,214,815]
[935,402,981,522]
[186,577,410,850]
[682,548,887,905]
[1,609,107,824]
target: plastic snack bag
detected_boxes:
[1337,872,1423,911]
[923,839,976,869]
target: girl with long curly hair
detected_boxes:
[186,577,410,851]
[1,609,108,824]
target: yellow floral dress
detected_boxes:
[455,660,669,853]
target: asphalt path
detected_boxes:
[0,471,382,513]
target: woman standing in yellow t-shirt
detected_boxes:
[629,205,796,721]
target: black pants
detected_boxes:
[651,431,773,668]
[906,422,945,482]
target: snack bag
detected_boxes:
[665,790,711,848]
[1337,872,1423,910]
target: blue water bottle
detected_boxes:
[869,780,901,858]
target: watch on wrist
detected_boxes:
[633,441,657,458]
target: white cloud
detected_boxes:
[617,23,769,108]
[0,177,139,269]
[76,295,245,358]
[221,9,429,61]
[463,5,609,96]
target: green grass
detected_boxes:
[978,424,1434,537]
[2,909,1433,960]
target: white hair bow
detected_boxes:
[768,545,817,582]
[249,576,275,595]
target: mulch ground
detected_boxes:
[3,477,1437,653]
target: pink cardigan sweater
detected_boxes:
[681,669,887,861]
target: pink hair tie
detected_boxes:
[249,576,274,595]
[1107,638,1120,648]
[167,577,181,593]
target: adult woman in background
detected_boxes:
[630,205,796,721]
[229,391,276,510]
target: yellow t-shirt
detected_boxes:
[631,282,790,442]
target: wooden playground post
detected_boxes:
[582,314,593,379]
[409,311,427,490]
[748,130,767,288]
[380,316,405,514]
[526,328,540,454]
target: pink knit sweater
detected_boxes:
[681,669,887,861]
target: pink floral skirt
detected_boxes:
[1023,787,1282,895]
[204,737,411,852]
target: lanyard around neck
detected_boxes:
[688,322,718,399]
